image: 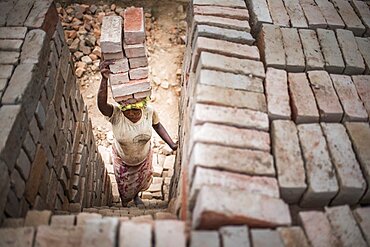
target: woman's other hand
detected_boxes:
[99,60,114,79]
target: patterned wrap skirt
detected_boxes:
[111,147,153,202]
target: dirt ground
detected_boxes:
[59,0,187,149]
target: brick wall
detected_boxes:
[0,0,112,222]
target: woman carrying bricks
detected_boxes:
[97,60,178,207]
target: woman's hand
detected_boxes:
[99,60,114,79]
[170,141,178,151]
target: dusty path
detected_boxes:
[60,1,186,148]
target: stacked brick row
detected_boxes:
[257,24,370,74]
[100,7,151,102]
[177,0,292,229]
[0,210,186,247]
[247,0,370,36]
[0,0,112,222]
[1,206,369,246]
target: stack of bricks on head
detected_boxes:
[100,7,151,103]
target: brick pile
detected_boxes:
[173,0,370,242]
[1,206,369,246]
[257,25,370,73]
[0,0,112,222]
[178,0,292,230]
[247,0,370,36]
[100,8,151,102]
[0,210,183,247]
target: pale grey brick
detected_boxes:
[317,29,345,74]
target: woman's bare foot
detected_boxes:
[134,194,144,207]
[121,199,130,207]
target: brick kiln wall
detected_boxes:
[0,0,112,222]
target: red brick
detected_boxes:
[353,207,370,244]
[355,37,370,74]
[129,66,148,80]
[351,0,370,36]
[331,74,368,121]
[190,167,279,208]
[124,43,146,58]
[299,29,325,70]
[336,29,365,75]
[317,29,345,74]
[111,78,150,99]
[193,14,250,32]
[258,24,285,69]
[109,58,129,74]
[24,0,59,39]
[281,28,305,72]
[0,227,34,247]
[0,40,23,51]
[2,63,44,121]
[0,27,27,39]
[315,0,345,29]
[193,5,249,20]
[322,123,366,205]
[283,0,308,28]
[0,51,19,64]
[103,51,124,60]
[248,0,272,31]
[265,68,290,119]
[6,0,33,26]
[190,231,220,247]
[120,221,152,247]
[109,72,129,85]
[100,16,123,54]
[128,56,148,69]
[24,210,52,227]
[24,145,48,204]
[326,205,367,247]
[345,122,370,203]
[251,229,284,247]
[191,122,270,153]
[288,73,319,123]
[299,0,327,28]
[50,215,76,226]
[193,186,291,229]
[194,24,255,45]
[193,0,246,8]
[124,7,145,45]
[277,227,310,247]
[133,90,151,99]
[189,142,275,178]
[267,0,290,26]
[0,64,14,79]
[81,218,118,246]
[155,220,186,247]
[191,37,260,72]
[299,211,340,247]
[35,225,84,247]
[271,120,306,204]
[195,84,266,112]
[0,105,27,171]
[331,0,365,36]
[197,69,264,93]
[352,75,370,115]
[298,124,338,207]
[0,1,15,26]
[192,103,268,131]
[308,71,343,122]
[219,226,250,247]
